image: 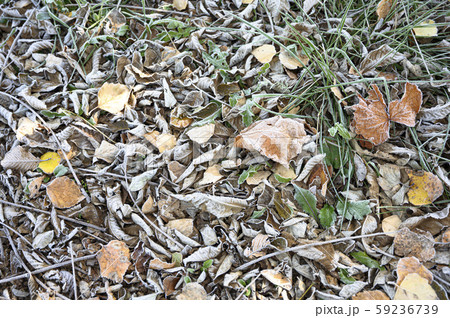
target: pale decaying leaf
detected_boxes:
[145,131,177,153]
[1,146,39,172]
[406,169,443,206]
[32,230,54,249]
[94,141,119,163]
[279,48,309,69]
[396,256,433,286]
[235,116,311,166]
[394,228,435,262]
[382,215,401,237]
[246,170,271,185]
[186,123,215,144]
[46,176,84,209]
[97,240,131,283]
[172,193,248,218]
[413,20,438,37]
[251,44,277,64]
[167,218,194,237]
[173,0,188,11]
[183,245,221,265]
[97,83,130,114]
[394,273,438,300]
[176,283,207,300]
[244,234,270,258]
[261,269,292,290]
[304,0,320,14]
[198,165,223,185]
[16,117,39,141]
[352,290,390,300]
[359,44,405,74]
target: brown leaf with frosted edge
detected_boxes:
[46,176,84,209]
[394,228,435,262]
[261,269,292,290]
[396,256,433,286]
[163,276,180,297]
[406,169,443,206]
[97,240,131,283]
[235,116,311,166]
[376,0,393,20]
[97,83,130,114]
[352,83,421,145]
[352,290,390,300]
[148,258,176,270]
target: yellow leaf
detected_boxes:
[394,273,438,300]
[242,0,254,3]
[97,83,130,114]
[407,169,443,205]
[144,131,177,153]
[279,48,309,70]
[413,20,438,37]
[251,44,277,64]
[173,0,188,10]
[39,152,61,174]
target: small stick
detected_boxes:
[235,231,396,271]
[0,254,97,285]
[0,199,106,232]
[69,242,78,300]
[235,273,261,300]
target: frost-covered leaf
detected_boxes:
[176,283,207,300]
[1,146,39,172]
[359,44,405,74]
[97,240,131,283]
[97,83,130,114]
[32,231,54,249]
[394,273,438,300]
[129,169,157,191]
[336,200,371,221]
[394,228,435,262]
[46,176,84,209]
[183,246,221,265]
[251,44,276,64]
[261,269,292,290]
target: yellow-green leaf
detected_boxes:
[407,169,443,206]
[413,20,438,37]
[39,152,61,174]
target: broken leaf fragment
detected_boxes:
[97,240,131,283]
[46,176,84,209]
[413,20,438,37]
[97,83,130,114]
[394,273,438,300]
[376,0,393,20]
[173,0,188,11]
[396,256,433,286]
[145,131,177,153]
[352,290,390,300]
[251,44,276,64]
[39,152,61,174]
[407,169,443,205]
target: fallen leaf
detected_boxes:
[176,282,207,300]
[394,228,435,262]
[352,83,422,145]
[97,240,131,283]
[94,141,119,163]
[173,0,188,10]
[242,0,254,3]
[443,229,450,243]
[16,117,39,141]
[376,0,393,20]
[261,269,292,290]
[244,234,270,258]
[396,256,433,286]
[413,20,438,37]
[359,44,405,74]
[304,0,320,13]
[32,230,54,249]
[142,196,154,213]
[39,152,61,174]
[97,83,130,114]
[251,44,277,64]
[394,273,438,300]
[170,113,193,128]
[307,163,332,196]
[382,215,401,237]
[1,146,39,172]
[186,123,215,144]
[148,258,176,270]
[407,169,444,205]
[352,290,390,300]
[46,176,84,209]
[198,165,223,185]
[145,131,177,153]
[331,86,347,105]
[246,170,271,185]
[163,276,180,297]
[279,48,309,69]
[167,218,195,237]
[235,116,311,166]
[28,176,45,198]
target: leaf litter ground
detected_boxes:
[0,0,449,300]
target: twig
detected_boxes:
[69,242,78,300]
[0,254,97,285]
[0,199,106,232]
[0,10,35,83]
[235,231,396,271]
[235,273,261,300]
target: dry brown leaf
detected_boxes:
[198,165,223,185]
[406,169,444,206]
[246,170,271,185]
[394,228,435,262]
[170,111,193,128]
[352,83,422,145]
[251,44,277,64]
[352,290,390,300]
[167,218,194,237]
[46,176,84,209]
[145,131,177,153]
[261,269,292,290]
[394,273,438,300]
[142,196,154,213]
[29,176,45,199]
[148,258,176,270]
[382,215,402,237]
[396,256,433,286]
[307,163,332,196]
[97,240,131,283]
[279,48,309,69]
[376,0,393,20]
[173,0,188,10]
[331,86,347,105]
[1,146,39,172]
[176,282,207,300]
[163,276,180,297]
[97,83,130,114]
[235,116,311,166]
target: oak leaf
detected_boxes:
[406,169,444,205]
[46,176,84,209]
[235,116,311,166]
[97,240,131,283]
[352,83,422,145]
